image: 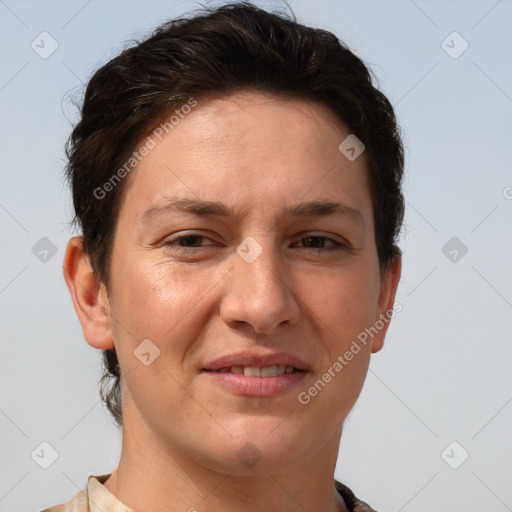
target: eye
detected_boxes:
[292,234,346,252]
[162,232,347,254]
[163,233,217,252]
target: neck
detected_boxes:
[104,401,348,512]
[104,433,348,512]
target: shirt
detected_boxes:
[41,474,377,512]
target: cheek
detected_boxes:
[108,257,222,357]
[311,265,380,340]
[310,267,380,406]
[107,260,219,415]
[301,278,375,419]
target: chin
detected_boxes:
[204,443,296,476]
[184,419,301,474]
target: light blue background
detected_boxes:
[1,1,511,511]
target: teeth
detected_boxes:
[244,366,261,377]
[215,365,297,377]
[260,366,278,377]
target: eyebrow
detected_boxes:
[140,196,364,227]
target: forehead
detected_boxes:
[170,92,349,152]
[118,91,372,224]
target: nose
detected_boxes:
[219,240,301,335]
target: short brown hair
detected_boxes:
[65,1,404,428]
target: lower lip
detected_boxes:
[202,370,307,397]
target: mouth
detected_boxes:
[202,368,307,397]
[204,365,306,377]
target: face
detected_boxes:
[95,92,399,473]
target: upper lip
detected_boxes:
[203,351,310,371]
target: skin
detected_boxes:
[63,91,401,512]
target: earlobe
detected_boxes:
[371,254,402,354]
[62,236,114,350]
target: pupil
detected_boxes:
[305,236,323,248]
[180,235,201,247]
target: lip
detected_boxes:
[203,351,310,372]
[201,350,310,398]
[204,370,307,397]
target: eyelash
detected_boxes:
[163,233,346,253]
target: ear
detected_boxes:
[371,254,402,354]
[62,236,114,350]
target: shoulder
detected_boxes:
[335,480,378,512]
[40,488,88,512]
[42,475,375,512]
[40,474,111,512]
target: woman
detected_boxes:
[47,2,404,510]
